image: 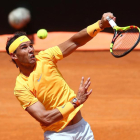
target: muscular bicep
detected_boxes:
[58,28,92,57]
[26,101,63,126]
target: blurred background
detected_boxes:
[1,0,140,35]
[1,1,140,140]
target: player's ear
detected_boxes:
[10,53,18,60]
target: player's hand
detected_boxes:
[99,12,116,29]
[76,77,92,105]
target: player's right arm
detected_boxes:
[26,101,63,126]
[26,77,92,126]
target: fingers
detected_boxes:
[113,17,116,22]
[84,78,92,96]
[104,13,115,21]
[80,77,84,87]
[104,12,114,18]
[107,13,116,21]
[100,12,116,29]
[87,89,92,96]
[108,12,114,19]
[77,77,92,104]
[79,76,92,92]
[84,77,91,89]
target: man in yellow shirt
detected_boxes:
[6,12,115,140]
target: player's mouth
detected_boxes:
[30,54,36,60]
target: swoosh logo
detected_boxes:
[20,37,26,41]
[93,29,97,34]
[61,104,66,108]
[37,74,42,82]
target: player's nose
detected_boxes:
[28,46,34,53]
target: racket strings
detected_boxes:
[113,28,140,56]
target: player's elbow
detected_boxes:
[40,119,52,126]
[39,113,54,126]
[28,111,53,126]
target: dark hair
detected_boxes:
[6,31,27,67]
[6,31,27,55]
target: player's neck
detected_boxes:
[19,64,35,77]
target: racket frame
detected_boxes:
[106,16,140,58]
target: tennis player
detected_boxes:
[6,12,115,140]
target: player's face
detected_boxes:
[15,41,36,66]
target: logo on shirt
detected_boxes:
[37,74,42,82]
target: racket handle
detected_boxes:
[106,16,117,28]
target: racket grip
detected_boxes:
[106,16,117,28]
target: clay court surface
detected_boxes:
[1,33,140,140]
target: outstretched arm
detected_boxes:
[58,12,116,57]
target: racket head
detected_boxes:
[110,25,140,58]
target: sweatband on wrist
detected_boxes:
[9,35,30,54]
[57,102,75,118]
[87,20,102,37]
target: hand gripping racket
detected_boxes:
[106,16,140,58]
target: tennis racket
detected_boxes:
[106,16,140,58]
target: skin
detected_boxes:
[10,12,115,127]
[10,41,35,76]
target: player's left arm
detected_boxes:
[58,12,115,57]
[58,28,92,57]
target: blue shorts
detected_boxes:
[44,118,94,140]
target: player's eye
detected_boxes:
[22,46,27,49]
[30,44,33,47]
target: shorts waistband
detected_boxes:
[61,118,86,132]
